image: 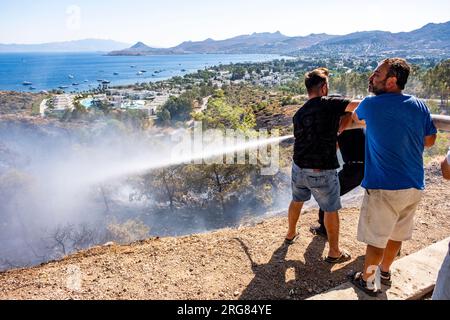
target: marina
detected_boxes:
[0,53,287,92]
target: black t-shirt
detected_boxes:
[293,96,351,169]
[338,129,366,163]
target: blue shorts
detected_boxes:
[291,163,342,212]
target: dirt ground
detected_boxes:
[0,162,449,300]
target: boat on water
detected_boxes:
[181,69,187,72]
[130,65,136,68]
[113,72,119,75]
[137,71,144,75]
[140,70,147,73]
[58,86,68,89]
[22,81,32,86]
[102,80,111,84]
[68,74,74,79]
[72,83,79,86]
[84,80,89,82]
[29,87,36,90]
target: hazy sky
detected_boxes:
[1,0,449,47]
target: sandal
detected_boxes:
[325,250,351,264]
[380,269,392,286]
[284,233,300,245]
[348,271,381,297]
[309,226,328,239]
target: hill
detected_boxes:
[300,21,450,57]
[0,39,131,53]
[108,21,450,57]
[0,162,448,300]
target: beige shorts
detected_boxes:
[357,188,423,249]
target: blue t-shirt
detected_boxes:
[356,93,437,190]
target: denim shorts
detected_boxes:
[291,163,342,212]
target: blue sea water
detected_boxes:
[0,52,287,92]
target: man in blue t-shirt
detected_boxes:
[349,58,437,296]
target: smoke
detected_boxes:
[0,119,293,270]
[0,121,115,268]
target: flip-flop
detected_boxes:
[325,250,351,264]
[284,233,300,245]
[309,226,328,239]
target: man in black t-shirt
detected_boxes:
[286,68,361,264]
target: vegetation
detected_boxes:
[1,56,449,271]
[0,92,46,115]
[157,84,216,123]
[424,131,450,164]
[422,59,450,107]
[193,93,256,131]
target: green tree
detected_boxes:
[422,59,450,107]
[193,97,256,131]
[157,95,193,122]
[231,67,246,81]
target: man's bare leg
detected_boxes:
[286,201,304,240]
[324,211,341,258]
[380,240,402,273]
[363,245,385,281]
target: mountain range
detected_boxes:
[0,39,130,53]
[109,21,450,57]
[1,21,449,57]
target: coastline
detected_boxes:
[0,52,290,93]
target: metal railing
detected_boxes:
[432,115,450,132]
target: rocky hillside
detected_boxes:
[0,162,448,300]
[0,92,45,116]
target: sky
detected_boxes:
[1,0,449,47]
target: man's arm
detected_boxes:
[424,135,437,148]
[338,113,353,134]
[339,100,366,131]
[349,109,366,129]
[345,100,361,113]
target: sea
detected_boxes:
[0,52,289,92]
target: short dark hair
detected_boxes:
[305,68,329,94]
[383,58,411,90]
